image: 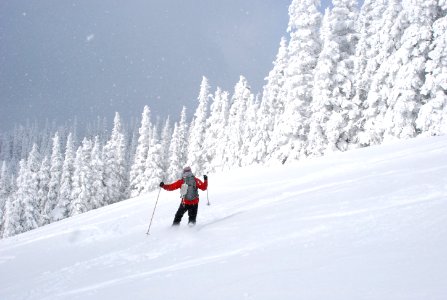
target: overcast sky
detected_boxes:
[0,0,357,132]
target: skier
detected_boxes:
[160,166,208,226]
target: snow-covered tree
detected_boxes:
[38,120,52,159]
[167,107,188,181]
[160,117,172,179]
[351,0,390,145]
[129,106,152,197]
[2,160,27,238]
[222,76,254,168]
[69,147,83,216]
[103,113,128,203]
[416,12,447,135]
[376,0,439,141]
[187,76,211,175]
[127,122,139,179]
[46,132,63,223]
[353,0,389,105]
[70,138,93,216]
[21,144,41,232]
[263,37,289,132]
[79,138,94,211]
[271,0,322,162]
[250,96,275,166]
[141,125,164,192]
[0,161,12,236]
[257,37,289,164]
[241,96,260,166]
[203,87,230,172]
[38,156,51,226]
[54,133,75,221]
[360,0,410,145]
[307,9,334,156]
[91,137,106,209]
[0,162,5,233]
[308,0,359,156]
[4,145,41,237]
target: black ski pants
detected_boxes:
[173,203,198,225]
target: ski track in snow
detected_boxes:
[1,136,447,299]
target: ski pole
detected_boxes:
[146,186,162,235]
[206,175,210,206]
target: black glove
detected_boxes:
[204,175,208,181]
[159,182,164,187]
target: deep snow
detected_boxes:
[1,136,447,300]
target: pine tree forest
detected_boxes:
[0,0,446,238]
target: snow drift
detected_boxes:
[1,136,447,300]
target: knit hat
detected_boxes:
[182,166,193,177]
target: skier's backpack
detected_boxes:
[180,175,199,200]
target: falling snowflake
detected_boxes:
[86,34,95,42]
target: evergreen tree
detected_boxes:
[352,0,390,145]
[272,0,322,162]
[167,123,181,181]
[378,0,439,141]
[203,87,230,172]
[178,107,189,171]
[264,37,289,133]
[4,145,41,237]
[258,37,289,163]
[307,9,333,156]
[70,139,93,215]
[308,0,359,156]
[251,93,274,165]
[103,113,127,203]
[0,135,8,163]
[70,146,84,216]
[79,138,94,211]
[222,76,254,168]
[38,156,51,226]
[0,161,12,236]
[353,0,389,106]
[39,120,53,159]
[91,137,106,209]
[141,125,164,193]
[3,160,27,237]
[129,106,152,197]
[127,124,139,182]
[360,0,410,145]
[241,95,260,166]
[416,8,447,135]
[46,132,63,223]
[21,144,41,232]
[187,76,210,175]
[54,133,75,221]
[167,107,188,181]
[160,117,172,179]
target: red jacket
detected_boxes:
[162,177,208,205]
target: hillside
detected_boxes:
[1,136,447,300]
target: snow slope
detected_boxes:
[1,136,447,300]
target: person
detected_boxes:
[160,166,208,226]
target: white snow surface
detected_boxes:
[1,136,447,300]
